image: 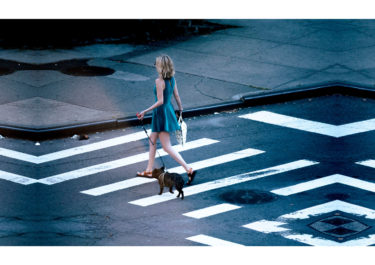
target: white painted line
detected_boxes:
[284,233,342,246]
[340,119,375,137]
[239,111,338,137]
[0,170,37,185]
[183,203,241,219]
[356,159,375,168]
[239,111,375,138]
[38,138,219,185]
[164,148,265,174]
[186,234,245,247]
[81,178,156,196]
[0,130,151,164]
[271,174,375,196]
[339,234,375,246]
[243,220,290,234]
[36,130,152,163]
[81,147,264,196]
[129,159,318,207]
[284,233,375,246]
[280,200,375,220]
[0,148,38,164]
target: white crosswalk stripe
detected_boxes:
[186,234,245,246]
[271,174,375,196]
[356,159,375,169]
[182,203,241,219]
[0,129,151,164]
[280,200,375,220]
[38,138,219,185]
[129,159,318,207]
[0,169,38,185]
[239,111,375,137]
[81,147,264,196]
[243,220,290,234]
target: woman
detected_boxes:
[136,55,196,185]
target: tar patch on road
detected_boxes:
[219,189,278,204]
[0,213,112,244]
[325,193,350,200]
[61,66,115,76]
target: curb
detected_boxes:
[1,83,375,141]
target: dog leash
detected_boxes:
[138,118,166,169]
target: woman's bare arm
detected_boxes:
[137,79,164,119]
[173,79,183,112]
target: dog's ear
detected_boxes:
[161,166,165,172]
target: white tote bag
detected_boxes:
[176,115,187,146]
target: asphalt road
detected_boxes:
[1,94,375,246]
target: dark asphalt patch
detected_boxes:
[60,66,115,76]
[325,193,350,200]
[219,189,278,204]
[0,67,15,76]
[0,214,112,244]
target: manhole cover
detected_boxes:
[0,67,15,76]
[309,215,370,240]
[60,66,115,76]
[220,189,277,204]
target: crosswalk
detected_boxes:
[1,107,375,246]
[81,147,264,196]
[128,159,318,206]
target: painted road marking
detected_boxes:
[81,147,264,196]
[186,234,245,247]
[0,130,151,164]
[239,111,375,138]
[285,233,375,246]
[183,203,241,219]
[81,178,156,196]
[356,159,375,168]
[38,138,219,185]
[129,159,318,207]
[280,200,375,220]
[271,174,375,196]
[243,220,290,234]
[0,169,38,185]
[245,200,375,246]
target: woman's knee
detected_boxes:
[162,143,171,153]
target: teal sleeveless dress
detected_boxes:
[151,77,181,132]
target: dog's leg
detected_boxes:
[181,190,184,200]
[169,186,174,194]
[159,185,164,195]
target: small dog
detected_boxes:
[152,167,184,200]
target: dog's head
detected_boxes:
[152,166,165,179]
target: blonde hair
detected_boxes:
[155,55,175,79]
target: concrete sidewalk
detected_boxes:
[1,19,375,139]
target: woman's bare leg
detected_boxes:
[159,131,191,172]
[145,132,159,172]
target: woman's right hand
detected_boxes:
[136,111,145,120]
